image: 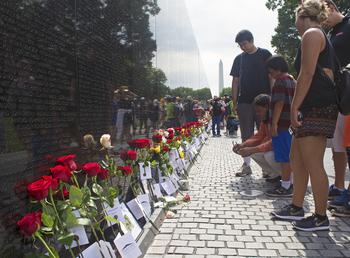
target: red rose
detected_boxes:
[62,187,70,198]
[56,154,77,171]
[127,150,138,161]
[176,136,181,141]
[174,127,182,132]
[166,139,173,144]
[152,134,163,143]
[27,176,58,201]
[127,139,151,149]
[17,212,42,237]
[50,165,72,183]
[83,162,101,177]
[56,187,70,199]
[163,146,170,153]
[167,128,175,134]
[119,150,128,161]
[118,166,133,176]
[183,193,191,202]
[98,168,109,180]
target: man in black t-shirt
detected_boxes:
[230,30,272,177]
[324,0,350,217]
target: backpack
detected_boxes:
[326,36,350,115]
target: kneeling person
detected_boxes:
[233,94,281,179]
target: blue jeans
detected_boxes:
[212,115,221,136]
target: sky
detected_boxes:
[184,0,278,96]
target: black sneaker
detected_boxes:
[292,214,330,231]
[266,185,293,197]
[328,184,344,200]
[271,204,304,221]
[266,176,281,183]
[332,203,350,217]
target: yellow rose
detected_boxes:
[179,151,185,159]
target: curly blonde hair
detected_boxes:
[296,0,329,23]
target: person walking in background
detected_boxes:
[225,97,239,138]
[136,97,149,135]
[272,0,338,231]
[210,96,223,137]
[184,96,196,123]
[233,94,280,179]
[332,115,350,217]
[148,99,160,136]
[164,96,180,128]
[323,0,350,207]
[265,55,296,197]
[230,30,272,177]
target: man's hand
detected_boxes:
[232,142,242,153]
[238,147,256,157]
[270,123,278,137]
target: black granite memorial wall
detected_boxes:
[0,0,156,256]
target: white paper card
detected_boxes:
[170,174,180,189]
[77,242,103,258]
[127,199,145,220]
[161,179,177,195]
[103,198,125,226]
[152,184,163,198]
[169,149,177,162]
[67,210,89,249]
[114,233,142,258]
[137,194,152,218]
[99,240,116,258]
[139,163,152,180]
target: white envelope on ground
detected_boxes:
[152,184,163,198]
[161,179,177,195]
[76,242,101,258]
[170,174,180,189]
[137,194,152,218]
[67,210,89,249]
[103,198,125,226]
[139,163,152,180]
[99,240,116,258]
[127,198,145,220]
[114,233,142,258]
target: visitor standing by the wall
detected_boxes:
[265,55,296,197]
[323,0,350,213]
[211,96,223,137]
[230,30,272,177]
[272,0,338,231]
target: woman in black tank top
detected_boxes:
[271,0,338,232]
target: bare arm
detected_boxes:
[291,29,325,127]
[232,77,239,106]
[272,101,284,126]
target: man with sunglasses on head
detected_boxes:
[323,0,350,217]
[230,30,273,178]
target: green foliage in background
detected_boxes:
[266,0,349,72]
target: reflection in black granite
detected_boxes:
[0,0,158,256]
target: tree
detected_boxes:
[192,88,212,101]
[220,87,232,97]
[266,0,349,71]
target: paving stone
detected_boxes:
[174,247,194,254]
[196,248,216,255]
[144,137,349,257]
[218,248,238,256]
[237,249,258,256]
[258,249,278,257]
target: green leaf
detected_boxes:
[43,205,56,218]
[42,213,54,228]
[57,232,75,246]
[92,183,104,196]
[109,187,119,197]
[76,218,91,226]
[40,227,53,232]
[48,246,59,258]
[69,186,83,207]
[63,209,78,228]
[56,201,69,211]
[105,215,118,224]
[81,187,91,204]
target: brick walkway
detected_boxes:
[145,136,350,257]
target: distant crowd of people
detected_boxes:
[225,0,350,232]
[111,91,207,143]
